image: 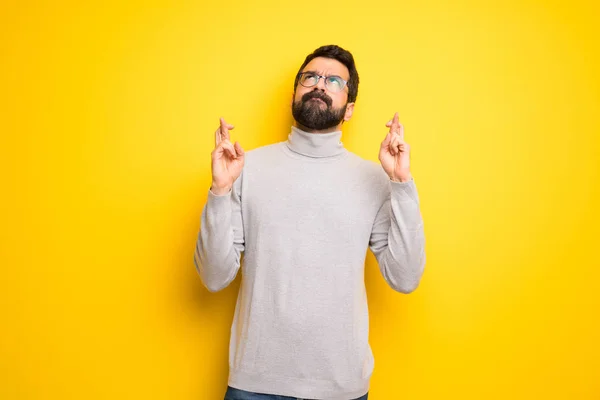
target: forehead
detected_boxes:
[302,57,349,79]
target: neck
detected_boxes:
[285,125,346,158]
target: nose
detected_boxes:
[315,76,327,91]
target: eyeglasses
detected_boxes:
[297,71,348,93]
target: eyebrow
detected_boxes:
[302,70,347,79]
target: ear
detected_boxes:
[343,102,355,121]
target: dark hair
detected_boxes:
[294,44,359,103]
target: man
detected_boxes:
[195,44,426,400]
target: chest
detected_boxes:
[242,161,383,236]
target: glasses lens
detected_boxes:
[325,76,345,93]
[300,72,318,87]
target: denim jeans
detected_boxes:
[224,385,368,400]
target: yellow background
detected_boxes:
[1,0,599,398]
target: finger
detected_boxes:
[220,140,237,159]
[215,128,222,147]
[219,117,228,142]
[216,118,235,148]
[389,135,402,155]
[220,117,231,142]
[397,121,404,141]
[389,137,397,155]
[381,132,392,148]
[390,112,400,134]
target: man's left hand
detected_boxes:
[379,112,412,182]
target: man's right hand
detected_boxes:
[210,117,245,195]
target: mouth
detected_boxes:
[300,91,332,107]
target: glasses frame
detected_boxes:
[297,71,349,93]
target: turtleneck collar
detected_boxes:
[285,126,346,158]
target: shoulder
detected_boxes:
[243,141,285,164]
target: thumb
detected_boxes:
[234,142,245,159]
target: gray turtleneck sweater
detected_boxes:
[194,126,426,400]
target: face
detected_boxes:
[292,57,355,131]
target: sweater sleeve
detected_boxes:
[194,173,245,292]
[369,177,426,293]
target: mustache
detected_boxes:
[301,90,332,107]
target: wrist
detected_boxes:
[210,183,232,196]
[389,174,412,183]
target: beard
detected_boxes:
[291,90,347,131]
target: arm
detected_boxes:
[194,175,245,292]
[369,177,426,293]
